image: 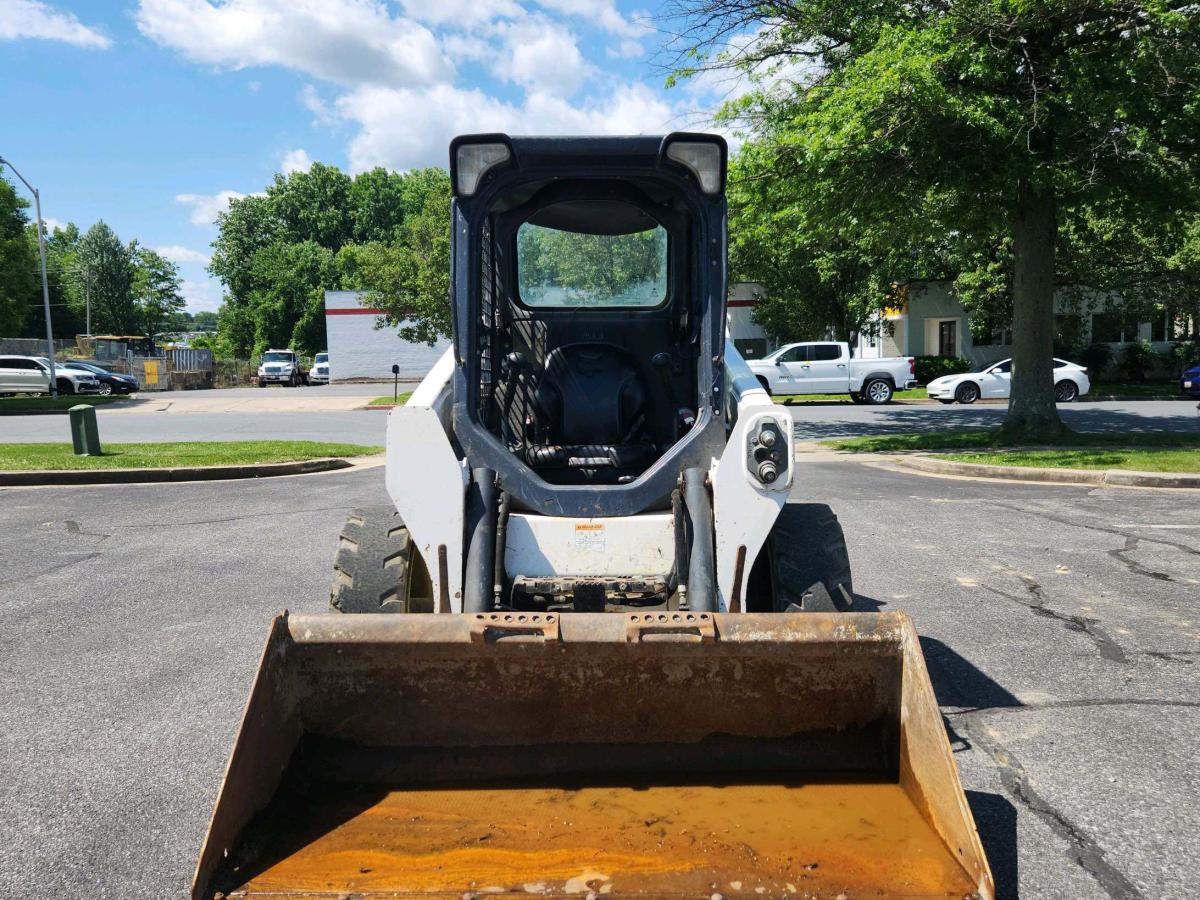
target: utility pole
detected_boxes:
[0,156,58,396]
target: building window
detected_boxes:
[1151,307,1167,342]
[734,338,768,359]
[1091,310,1126,343]
[938,320,957,357]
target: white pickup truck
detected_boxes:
[746,341,917,404]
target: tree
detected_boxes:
[0,174,37,337]
[192,310,219,331]
[670,0,1200,438]
[355,169,452,344]
[133,247,185,338]
[76,222,138,334]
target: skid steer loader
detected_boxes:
[193,134,994,899]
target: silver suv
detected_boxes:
[0,355,100,396]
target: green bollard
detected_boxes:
[69,404,102,456]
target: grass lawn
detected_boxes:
[942,447,1200,473]
[369,392,413,406]
[827,430,1200,453]
[0,395,123,413]
[1083,382,1186,400]
[777,388,927,403]
[0,441,383,471]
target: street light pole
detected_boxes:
[0,156,58,396]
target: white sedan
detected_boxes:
[926,358,1090,404]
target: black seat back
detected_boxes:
[536,344,647,446]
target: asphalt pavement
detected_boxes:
[2,395,1198,447]
[1,460,1197,898]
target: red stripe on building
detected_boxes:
[728,299,757,307]
[325,307,387,315]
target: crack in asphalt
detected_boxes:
[982,580,1129,664]
[4,551,102,586]
[948,697,1200,716]
[971,726,1146,900]
[87,504,359,529]
[1109,535,1179,584]
[985,501,1200,571]
[925,656,1147,900]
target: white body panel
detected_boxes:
[746,341,916,396]
[712,342,794,611]
[385,344,794,614]
[504,512,675,579]
[386,350,467,611]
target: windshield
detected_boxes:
[315,353,328,364]
[72,362,106,374]
[517,214,668,309]
[262,352,293,363]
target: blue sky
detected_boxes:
[1,0,742,313]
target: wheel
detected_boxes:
[258,380,267,388]
[56,378,74,395]
[745,503,854,613]
[756,376,772,394]
[849,391,865,404]
[954,382,980,404]
[938,399,955,405]
[97,383,113,396]
[862,378,893,404]
[1055,380,1079,402]
[289,373,299,387]
[331,506,434,613]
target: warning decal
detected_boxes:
[574,522,606,552]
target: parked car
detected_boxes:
[1181,364,1200,398]
[0,355,99,396]
[60,360,139,396]
[746,341,917,404]
[257,349,309,387]
[310,351,330,385]
[926,358,1090,404]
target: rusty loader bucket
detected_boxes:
[193,611,993,899]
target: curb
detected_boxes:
[893,454,1200,489]
[0,457,353,487]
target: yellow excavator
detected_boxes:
[192,134,993,900]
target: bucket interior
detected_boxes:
[195,613,991,899]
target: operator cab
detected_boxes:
[449,134,728,512]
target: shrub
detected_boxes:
[1164,339,1200,374]
[914,355,972,384]
[1118,340,1155,382]
[1077,343,1114,380]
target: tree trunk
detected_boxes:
[998,180,1067,440]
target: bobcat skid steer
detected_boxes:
[193,134,994,899]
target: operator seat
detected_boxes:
[527,343,656,479]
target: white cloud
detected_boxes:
[175,189,247,226]
[181,277,223,313]
[398,0,521,27]
[494,18,591,98]
[532,0,644,40]
[336,80,680,172]
[135,0,449,88]
[280,148,313,173]
[0,0,111,48]
[155,244,211,264]
[40,216,67,232]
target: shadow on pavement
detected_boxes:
[967,790,1021,899]
[792,404,1200,440]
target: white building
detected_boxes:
[323,291,452,382]
[727,282,774,359]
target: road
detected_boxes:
[2,394,1198,446]
[1,460,1196,898]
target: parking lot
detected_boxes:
[1,443,1197,898]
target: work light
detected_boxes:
[455,142,511,196]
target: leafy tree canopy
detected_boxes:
[0,174,37,337]
[670,0,1200,436]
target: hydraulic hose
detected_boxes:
[463,467,498,613]
[683,467,717,612]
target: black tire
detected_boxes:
[938,399,955,405]
[862,378,893,404]
[330,506,434,613]
[1054,380,1079,402]
[955,382,980,404]
[746,502,854,613]
[258,380,267,388]
[756,376,772,395]
[56,378,74,395]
